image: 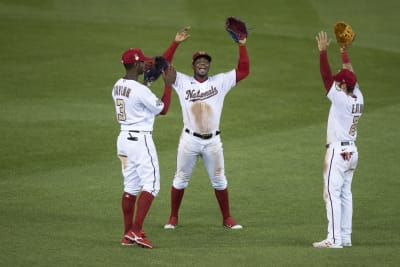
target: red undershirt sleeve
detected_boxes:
[159,85,172,115]
[162,42,179,63]
[235,45,250,82]
[320,50,334,92]
[341,50,350,64]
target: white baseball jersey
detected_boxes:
[171,69,237,191]
[112,78,164,196]
[173,70,236,134]
[322,81,364,246]
[112,78,164,131]
[326,83,364,145]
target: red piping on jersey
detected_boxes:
[194,77,207,83]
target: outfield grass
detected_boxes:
[1,0,400,266]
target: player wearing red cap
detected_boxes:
[313,31,364,248]
[113,27,190,248]
[161,28,250,230]
[113,47,174,248]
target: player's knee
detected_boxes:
[123,185,140,196]
[173,170,191,188]
[212,183,227,190]
[141,182,160,197]
[210,167,225,185]
[211,177,227,190]
[148,188,159,197]
[173,180,189,189]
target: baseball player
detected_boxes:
[313,31,364,248]
[112,47,176,249]
[161,29,250,230]
[113,27,190,249]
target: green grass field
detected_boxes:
[1,0,400,266]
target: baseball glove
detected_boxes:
[334,21,356,49]
[144,56,169,85]
[225,16,248,43]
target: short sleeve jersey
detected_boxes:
[326,83,364,144]
[112,78,164,131]
[173,70,236,133]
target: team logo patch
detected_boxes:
[185,86,218,102]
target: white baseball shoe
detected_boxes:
[342,242,352,247]
[313,239,343,248]
[164,216,178,229]
[223,217,243,230]
[164,224,176,229]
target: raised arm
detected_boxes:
[340,48,354,73]
[159,65,176,115]
[316,31,334,92]
[162,26,191,62]
[235,38,250,82]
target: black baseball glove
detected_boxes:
[144,56,170,85]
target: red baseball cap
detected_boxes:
[333,69,357,88]
[192,51,212,64]
[121,48,153,64]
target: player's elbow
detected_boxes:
[236,70,249,82]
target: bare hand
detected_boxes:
[315,31,331,51]
[175,26,191,43]
[162,65,177,86]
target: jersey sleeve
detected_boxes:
[172,72,187,93]
[327,84,338,102]
[327,85,347,108]
[220,69,237,92]
[138,84,164,115]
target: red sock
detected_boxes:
[170,186,185,218]
[121,192,136,234]
[214,188,231,219]
[132,191,154,232]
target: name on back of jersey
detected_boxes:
[351,103,363,114]
[113,85,131,98]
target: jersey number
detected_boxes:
[116,99,126,121]
[349,115,360,136]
